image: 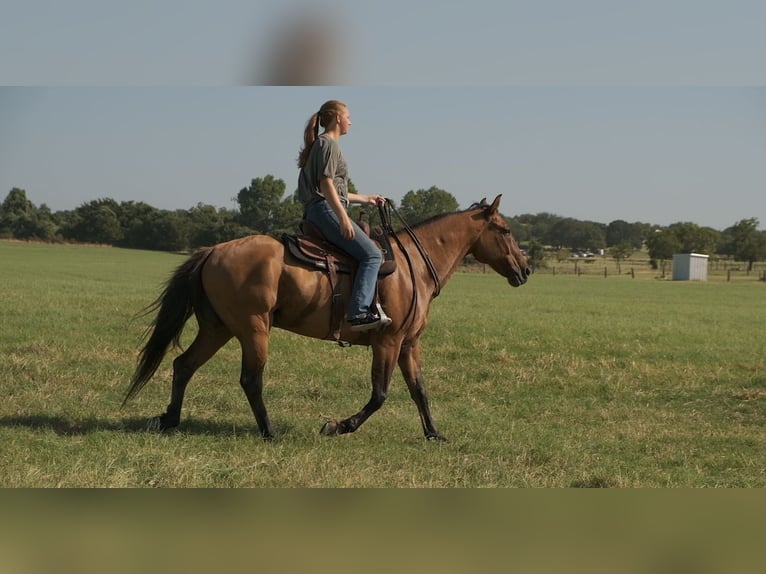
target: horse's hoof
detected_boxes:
[320,420,340,436]
[426,433,448,442]
[145,416,162,432]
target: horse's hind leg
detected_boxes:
[398,339,446,441]
[239,328,275,439]
[147,321,231,431]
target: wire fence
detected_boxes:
[463,256,766,282]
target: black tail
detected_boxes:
[122,247,214,406]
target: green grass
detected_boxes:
[1,240,764,487]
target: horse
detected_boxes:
[123,194,530,441]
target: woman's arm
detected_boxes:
[319,177,355,239]
[347,193,386,206]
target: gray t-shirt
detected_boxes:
[297,134,349,208]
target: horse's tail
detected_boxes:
[122,246,215,406]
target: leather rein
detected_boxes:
[378,201,441,327]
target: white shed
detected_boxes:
[672,253,709,281]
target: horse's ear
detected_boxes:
[479,197,487,206]
[489,194,502,214]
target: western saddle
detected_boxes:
[282,216,396,342]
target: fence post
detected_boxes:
[727,269,731,282]
[604,266,607,278]
[631,267,635,279]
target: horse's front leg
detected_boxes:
[320,341,398,436]
[398,339,446,441]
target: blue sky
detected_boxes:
[2,86,764,229]
[1,2,765,230]
[2,0,765,85]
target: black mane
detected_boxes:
[407,201,489,230]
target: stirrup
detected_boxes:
[375,303,392,328]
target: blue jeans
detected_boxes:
[305,200,383,319]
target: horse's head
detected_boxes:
[469,195,531,287]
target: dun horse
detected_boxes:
[124,195,530,440]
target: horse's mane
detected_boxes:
[406,201,489,231]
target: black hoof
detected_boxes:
[145,415,178,432]
[426,433,447,442]
[320,420,340,436]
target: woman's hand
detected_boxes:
[364,194,386,206]
[340,214,355,239]
[370,195,386,205]
[347,192,386,207]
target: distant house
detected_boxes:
[672,253,709,281]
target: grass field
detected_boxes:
[1,240,764,487]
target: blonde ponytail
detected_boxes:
[297,100,347,168]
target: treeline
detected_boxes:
[506,212,766,272]
[2,178,766,271]
[0,176,301,252]
[0,179,459,252]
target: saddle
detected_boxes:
[282,219,396,342]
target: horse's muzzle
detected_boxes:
[508,266,531,287]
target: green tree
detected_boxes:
[504,216,531,243]
[116,201,162,249]
[606,219,647,249]
[398,186,459,224]
[546,218,605,252]
[645,228,680,277]
[667,222,719,254]
[237,175,292,235]
[118,205,186,251]
[61,198,123,244]
[516,212,563,246]
[31,204,58,240]
[721,218,766,271]
[1,188,35,218]
[274,192,303,235]
[185,203,231,248]
[146,210,186,252]
[1,188,39,239]
[610,242,633,274]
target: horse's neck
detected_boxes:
[399,212,482,286]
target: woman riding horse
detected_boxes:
[124,195,531,441]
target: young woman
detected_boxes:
[296,100,390,332]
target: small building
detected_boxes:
[672,253,709,281]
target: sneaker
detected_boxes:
[348,312,385,332]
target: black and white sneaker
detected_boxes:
[348,313,384,331]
